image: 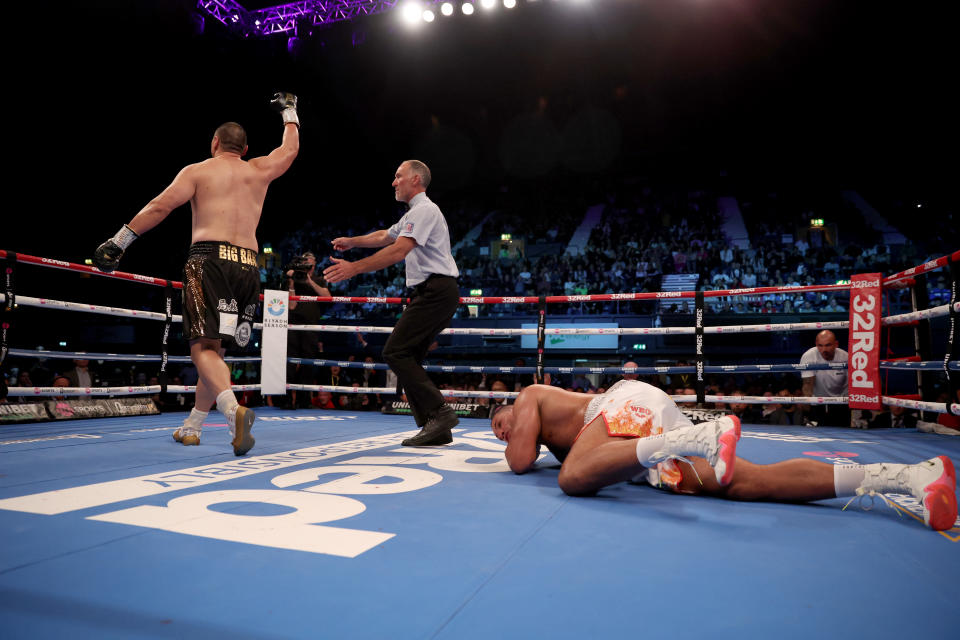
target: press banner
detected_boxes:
[260,289,289,395]
[847,273,882,410]
[45,397,159,421]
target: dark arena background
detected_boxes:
[2,1,959,638]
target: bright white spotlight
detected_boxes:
[423,9,435,21]
[441,2,454,15]
[504,0,517,7]
[462,2,474,15]
[481,0,496,9]
[402,2,423,23]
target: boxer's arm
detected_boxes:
[249,123,299,182]
[127,165,198,235]
[93,166,195,272]
[504,392,542,474]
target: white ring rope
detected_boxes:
[1,293,183,323]
[881,303,957,325]
[5,295,957,339]
[294,320,850,336]
[5,384,262,397]
[672,394,846,405]
[882,396,960,415]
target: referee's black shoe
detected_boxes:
[401,405,458,446]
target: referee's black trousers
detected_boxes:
[383,275,460,426]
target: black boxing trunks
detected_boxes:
[182,241,260,348]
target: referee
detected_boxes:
[324,159,461,446]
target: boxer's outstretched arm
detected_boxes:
[127,166,198,235]
[250,123,300,181]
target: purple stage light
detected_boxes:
[197,1,471,36]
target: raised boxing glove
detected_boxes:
[271,91,300,128]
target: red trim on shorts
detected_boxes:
[574,412,610,443]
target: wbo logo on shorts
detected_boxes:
[267,298,286,316]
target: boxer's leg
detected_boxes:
[173,342,224,445]
[190,337,255,455]
[675,456,836,500]
[558,418,647,496]
[190,337,231,396]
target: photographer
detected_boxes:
[284,251,330,408]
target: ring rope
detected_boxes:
[9,383,959,415]
[880,360,960,371]
[4,348,859,373]
[13,347,957,373]
[290,359,846,375]
[0,293,184,323]
[882,250,960,284]
[6,348,261,363]
[294,320,851,336]
[3,294,955,335]
[4,247,957,305]
[4,249,960,418]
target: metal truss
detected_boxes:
[197,0,451,36]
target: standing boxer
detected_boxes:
[92,93,301,455]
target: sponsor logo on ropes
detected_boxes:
[609,293,637,300]
[500,297,527,303]
[565,295,592,301]
[656,291,683,298]
[41,258,71,267]
[461,297,483,303]
[724,288,757,295]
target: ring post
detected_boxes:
[944,255,959,414]
[694,290,705,405]
[536,296,546,384]
[159,282,173,393]
[1,252,16,366]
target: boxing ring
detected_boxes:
[1,248,959,638]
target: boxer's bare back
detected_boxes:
[125,124,299,251]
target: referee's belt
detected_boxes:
[409,273,458,295]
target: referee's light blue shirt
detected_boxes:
[388,192,460,287]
